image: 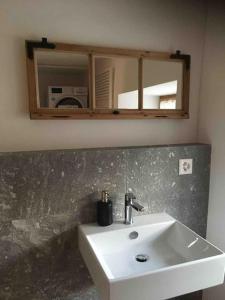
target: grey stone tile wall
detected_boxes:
[0,144,211,300]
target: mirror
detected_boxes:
[142,59,183,110]
[94,55,139,109]
[26,38,190,119]
[35,50,90,109]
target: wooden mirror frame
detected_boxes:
[26,38,190,120]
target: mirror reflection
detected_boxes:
[94,56,139,109]
[142,59,183,110]
[35,50,89,109]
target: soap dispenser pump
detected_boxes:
[97,191,113,226]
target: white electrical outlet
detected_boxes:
[179,159,193,175]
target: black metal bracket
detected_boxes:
[170,50,191,70]
[26,37,56,59]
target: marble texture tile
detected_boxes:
[125,144,211,237]
[0,144,211,300]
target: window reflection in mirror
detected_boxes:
[35,50,89,109]
[94,56,139,109]
[142,59,183,110]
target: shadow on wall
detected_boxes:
[0,191,100,300]
[0,225,98,300]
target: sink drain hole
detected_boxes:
[129,231,138,239]
[135,254,149,262]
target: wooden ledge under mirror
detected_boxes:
[26,38,190,119]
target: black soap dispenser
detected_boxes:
[97,191,113,226]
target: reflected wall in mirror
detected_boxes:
[35,50,89,109]
[142,59,183,110]
[94,55,139,109]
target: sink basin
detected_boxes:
[79,213,225,300]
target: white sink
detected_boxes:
[79,213,225,300]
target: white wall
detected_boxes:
[198,1,225,299]
[0,0,206,151]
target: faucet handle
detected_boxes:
[125,192,136,200]
[125,193,137,207]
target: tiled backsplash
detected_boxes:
[0,144,211,300]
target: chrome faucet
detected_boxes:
[124,192,144,224]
